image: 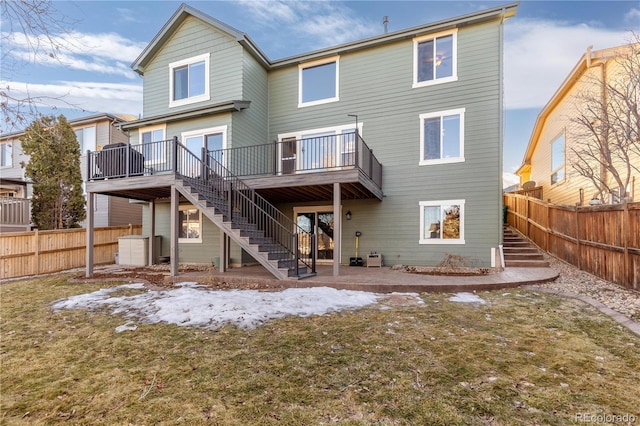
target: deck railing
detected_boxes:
[87,138,315,275]
[208,132,383,188]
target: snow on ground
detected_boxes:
[448,292,488,305]
[51,282,383,331]
[51,282,478,332]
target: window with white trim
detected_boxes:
[169,53,210,108]
[299,56,339,107]
[413,30,457,88]
[179,205,202,243]
[181,126,227,174]
[550,132,565,185]
[139,126,166,164]
[1,142,13,167]
[419,108,465,165]
[419,200,465,244]
[277,122,362,174]
[74,126,96,153]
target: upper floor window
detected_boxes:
[140,126,166,164]
[1,142,13,167]
[419,108,465,165]
[299,56,339,107]
[74,126,96,153]
[413,30,457,88]
[551,132,565,185]
[419,200,465,244]
[169,53,210,108]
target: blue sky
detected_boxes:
[2,0,638,185]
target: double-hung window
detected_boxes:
[1,143,12,167]
[550,132,565,185]
[419,200,465,244]
[413,30,457,88]
[420,108,465,165]
[179,205,202,243]
[140,126,165,165]
[169,53,210,108]
[299,56,339,107]
[74,126,96,153]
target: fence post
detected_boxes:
[575,206,581,270]
[622,200,630,288]
[34,228,39,275]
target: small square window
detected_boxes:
[169,53,210,108]
[413,30,457,88]
[1,143,13,167]
[299,57,339,107]
[419,200,465,244]
[420,109,465,165]
[74,126,96,153]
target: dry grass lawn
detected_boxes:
[1,275,639,425]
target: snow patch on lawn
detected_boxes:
[52,283,382,331]
[448,292,487,304]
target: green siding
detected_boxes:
[142,16,243,118]
[268,21,503,266]
[232,50,269,148]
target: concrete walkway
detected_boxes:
[172,264,559,293]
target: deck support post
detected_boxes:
[170,185,179,277]
[148,199,155,266]
[85,191,94,277]
[333,182,341,277]
[219,231,228,273]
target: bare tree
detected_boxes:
[569,37,640,203]
[1,0,78,132]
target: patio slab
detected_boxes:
[168,264,559,294]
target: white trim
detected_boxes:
[419,199,465,245]
[169,53,210,108]
[180,125,227,149]
[137,124,166,165]
[298,56,340,108]
[178,204,203,244]
[419,108,465,165]
[412,29,458,88]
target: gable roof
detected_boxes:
[516,43,636,176]
[132,2,519,74]
[131,3,270,74]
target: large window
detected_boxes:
[299,56,339,107]
[1,142,12,167]
[74,126,96,153]
[413,30,457,88]
[179,205,202,243]
[419,200,465,244]
[551,132,565,185]
[169,53,210,107]
[181,126,227,173]
[420,108,465,165]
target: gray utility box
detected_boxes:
[366,253,383,267]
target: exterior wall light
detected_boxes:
[346,211,352,220]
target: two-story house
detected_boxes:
[85,3,518,280]
[0,113,142,232]
[516,43,639,206]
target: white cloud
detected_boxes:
[624,8,640,24]
[2,30,145,79]
[2,80,142,116]
[504,19,630,110]
[237,0,377,53]
[503,172,520,189]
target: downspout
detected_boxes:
[498,7,506,267]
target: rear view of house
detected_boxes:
[85,3,518,280]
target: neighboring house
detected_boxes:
[516,44,639,206]
[85,3,518,279]
[0,113,143,232]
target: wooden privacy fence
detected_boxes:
[504,193,639,289]
[0,225,142,280]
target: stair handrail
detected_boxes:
[174,138,315,275]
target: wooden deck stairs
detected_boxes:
[503,226,550,268]
[175,175,315,280]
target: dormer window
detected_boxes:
[413,30,457,88]
[169,53,210,107]
[299,56,339,108]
